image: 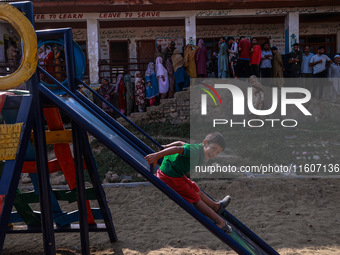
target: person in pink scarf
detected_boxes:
[196,39,208,77]
[155,56,169,99]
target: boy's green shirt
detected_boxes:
[160,143,205,177]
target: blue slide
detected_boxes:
[38,82,279,255]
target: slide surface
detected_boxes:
[39,84,278,255]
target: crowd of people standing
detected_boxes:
[92,37,340,117]
[94,39,210,116]
[38,44,64,82]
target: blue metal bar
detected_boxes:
[38,84,253,255]
[203,191,278,255]
[75,91,155,155]
[38,66,149,158]
[81,129,118,243]
[64,29,77,92]
[29,73,57,255]
[0,96,36,252]
[36,28,73,39]
[10,1,35,27]
[63,27,91,255]
[72,122,90,255]
[77,78,163,149]
[222,211,279,255]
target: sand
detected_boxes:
[2,178,340,255]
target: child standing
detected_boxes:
[134,71,146,112]
[145,132,232,233]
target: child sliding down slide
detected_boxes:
[145,132,232,233]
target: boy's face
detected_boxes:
[202,141,223,160]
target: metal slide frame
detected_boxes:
[37,71,279,254]
[36,24,278,255]
[0,2,279,254]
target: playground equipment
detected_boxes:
[0,2,279,255]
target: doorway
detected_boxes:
[109,41,129,82]
[137,40,155,73]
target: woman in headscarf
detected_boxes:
[218,37,229,78]
[135,71,146,112]
[145,62,159,106]
[97,78,115,116]
[171,49,190,92]
[155,57,169,99]
[196,39,208,78]
[249,75,265,118]
[124,74,134,116]
[184,44,198,78]
[115,74,126,115]
[165,58,175,98]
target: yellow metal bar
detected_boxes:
[30,130,73,144]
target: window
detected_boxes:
[299,35,336,55]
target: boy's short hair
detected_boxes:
[204,132,226,150]
[293,43,299,47]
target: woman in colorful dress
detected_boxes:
[97,78,115,116]
[115,74,126,115]
[171,49,190,91]
[135,71,146,112]
[145,62,159,106]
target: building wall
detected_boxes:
[71,22,340,59]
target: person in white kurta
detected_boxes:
[328,54,340,103]
[155,56,169,99]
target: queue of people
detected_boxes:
[90,38,340,116]
[93,40,210,116]
[38,44,65,82]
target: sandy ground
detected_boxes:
[2,177,340,255]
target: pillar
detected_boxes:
[86,19,100,84]
[284,12,299,54]
[185,15,196,45]
[337,30,340,53]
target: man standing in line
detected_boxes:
[288,43,303,78]
[271,46,285,88]
[260,42,272,84]
[237,36,252,78]
[227,37,238,78]
[309,46,333,99]
[301,45,314,91]
[249,38,261,77]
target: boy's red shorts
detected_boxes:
[156,169,201,204]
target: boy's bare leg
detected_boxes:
[193,200,225,228]
[198,190,220,212]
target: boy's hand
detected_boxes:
[145,153,159,168]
